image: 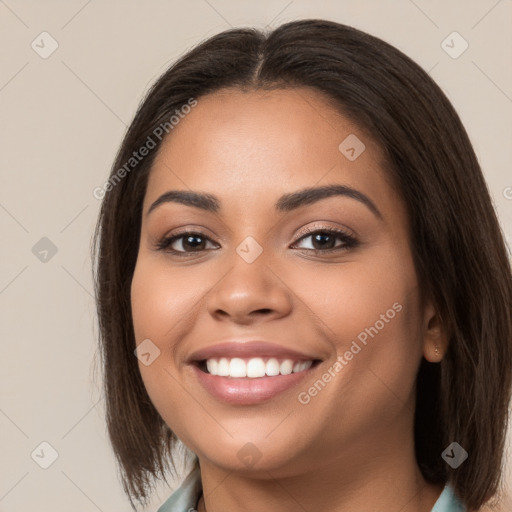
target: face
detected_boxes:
[130,87,431,477]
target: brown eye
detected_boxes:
[157,232,218,253]
[292,228,358,253]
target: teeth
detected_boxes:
[204,357,313,378]
[217,358,229,376]
[206,359,218,375]
[293,361,302,373]
[293,361,312,372]
[280,359,293,375]
[247,358,266,378]
[266,358,280,376]
[229,358,246,377]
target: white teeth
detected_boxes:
[247,358,266,378]
[280,360,293,375]
[204,357,314,378]
[217,358,229,376]
[266,358,280,376]
[292,361,313,372]
[229,358,246,377]
[206,359,218,375]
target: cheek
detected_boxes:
[293,250,420,354]
[131,257,209,345]
[130,256,220,419]
[130,258,194,432]
[296,243,423,405]
[281,258,423,460]
[345,256,422,376]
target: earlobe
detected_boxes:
[422,302,448,363]
[423,339,445,363]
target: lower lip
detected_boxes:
[191,364,317,405]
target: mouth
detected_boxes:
[194,356,321,378]
[191,360,322,405]
[187,341,324,404]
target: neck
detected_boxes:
[196,425,444,512]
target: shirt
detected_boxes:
[156,465,467,512]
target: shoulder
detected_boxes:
[155,465,202,512]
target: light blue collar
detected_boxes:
[157,467,466,512]
[156,465,202,512]
[432,484,466,512]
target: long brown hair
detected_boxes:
[92,19,512,510]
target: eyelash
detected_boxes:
[155,225,359,257]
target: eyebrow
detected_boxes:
[146,184,383,219]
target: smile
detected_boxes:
[191,358,321,405]
[187,340,323,404]
[202,357,314,378]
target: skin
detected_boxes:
[130,87,449,511]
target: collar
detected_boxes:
[157,468,466,512]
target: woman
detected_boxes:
[92,19,512,512]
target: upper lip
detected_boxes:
[186,340,322,363]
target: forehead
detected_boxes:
[144,87,398,217]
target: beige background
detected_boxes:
[0,1,511,511]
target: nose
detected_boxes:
[206,252,293,325]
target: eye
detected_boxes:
[156,231,218,255]
[155,226,358,257]
[291,226,358,253]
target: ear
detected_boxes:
[422,301,449,363]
